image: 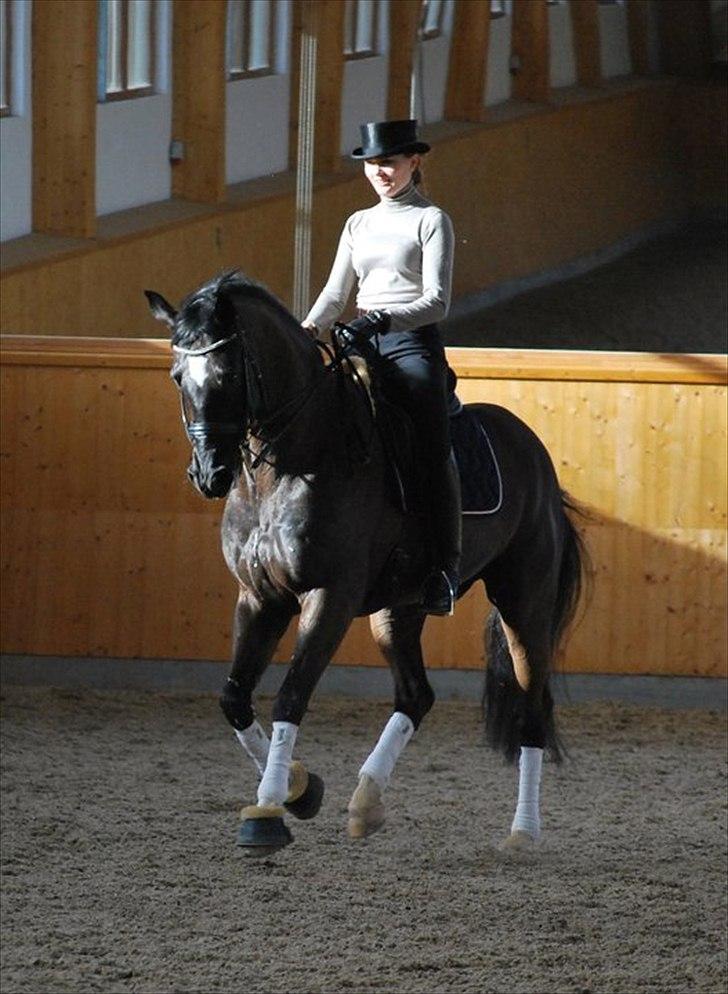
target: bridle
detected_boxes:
[172,333,245,443]
[171,328,323,465]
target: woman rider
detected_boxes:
[302,119,460,616]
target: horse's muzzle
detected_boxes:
[187,449,238,500]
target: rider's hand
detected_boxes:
[345,310,391,340]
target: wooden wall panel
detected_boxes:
[626,0,652,77]
[444,0,491,122]
[387,0,421,119]
[570,0,602,88]
[1,340,726,678]
[657,0,713,77]
[511,0,550,103]
[171,0,227,203]
[289,0,345,175]
[32,0,97,238]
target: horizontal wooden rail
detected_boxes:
[2,336,726,385]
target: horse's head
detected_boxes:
[145,280,245,500]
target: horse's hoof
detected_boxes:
[499,829,538,853]
[285,767,325,821]
[347,810,385,839]
[347,774,385,839]
[237,806,293,856]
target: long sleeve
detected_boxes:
[384,209,454,333]
[304,220,357,331]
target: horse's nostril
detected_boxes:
[208,467,234,498]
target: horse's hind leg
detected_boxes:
[483,564,562,850]
[348,606,433,838]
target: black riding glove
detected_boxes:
[338,310,391,348]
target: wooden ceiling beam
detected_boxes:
[511,0,550,104]
[171,0,227,204]
[290,0,346,175]
[32,0,97,238]
[570,0,602,88]
[387,0,421,120]
[444,0,491,123]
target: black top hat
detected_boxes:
[351,119,431,159]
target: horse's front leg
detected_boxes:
[218,590,322,851]
[348,605,433,838]
[238,587,356,854]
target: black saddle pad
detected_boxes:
[449,403,503,515]
[377,395,502,516]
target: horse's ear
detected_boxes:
[144,290,177,329]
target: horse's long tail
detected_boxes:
[483,492,588,764]
[551,492,588,651]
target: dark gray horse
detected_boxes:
[146,271,585,856]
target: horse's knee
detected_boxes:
[396,682,435,730]
[219,677,255,731]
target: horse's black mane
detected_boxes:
[172,270,305,349]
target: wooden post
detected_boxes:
[657,0,713,77]
[32,0,97,238]
[171,0,226,204]
[511,0,550,103]
[444,0,491,122]
[290,0,345,175]
[570,0,602,88]
[626,0,652,76]
[387,0,421,119]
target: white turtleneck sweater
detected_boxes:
[304,183,454,334]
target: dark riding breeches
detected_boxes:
[375,324,451,467]
[374,324,461,574]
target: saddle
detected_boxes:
[330,331,502,516]
[378,390,503,516]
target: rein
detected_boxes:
[173,319,377,470]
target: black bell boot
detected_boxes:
[421,452,462,617]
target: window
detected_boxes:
[227,0,276,78]
[344,0,379,59]
[99,0,155,101]
[421,0,444,40]
[0,0,11,116]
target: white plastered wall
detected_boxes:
[96,0,173,215]
[341,1,390,155]
[226,0,292,184]
[600,0,632,77]
[0,0,32,242]
[485,5,513,106]
[413,0,455,125]
[550,1,577,88]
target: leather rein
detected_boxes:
[172,330,325,467]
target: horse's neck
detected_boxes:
[239,298,328,461]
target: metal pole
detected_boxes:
[292,3,317,321]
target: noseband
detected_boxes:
[172,333,244,443]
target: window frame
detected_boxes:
[99,0,156,104]
[0,0,12,117]
[226,0,278,81]
[343,0,380,61]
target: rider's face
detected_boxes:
[364,153,419,199]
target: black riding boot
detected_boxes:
[421,451,462,616]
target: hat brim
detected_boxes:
[351,140,431,160]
